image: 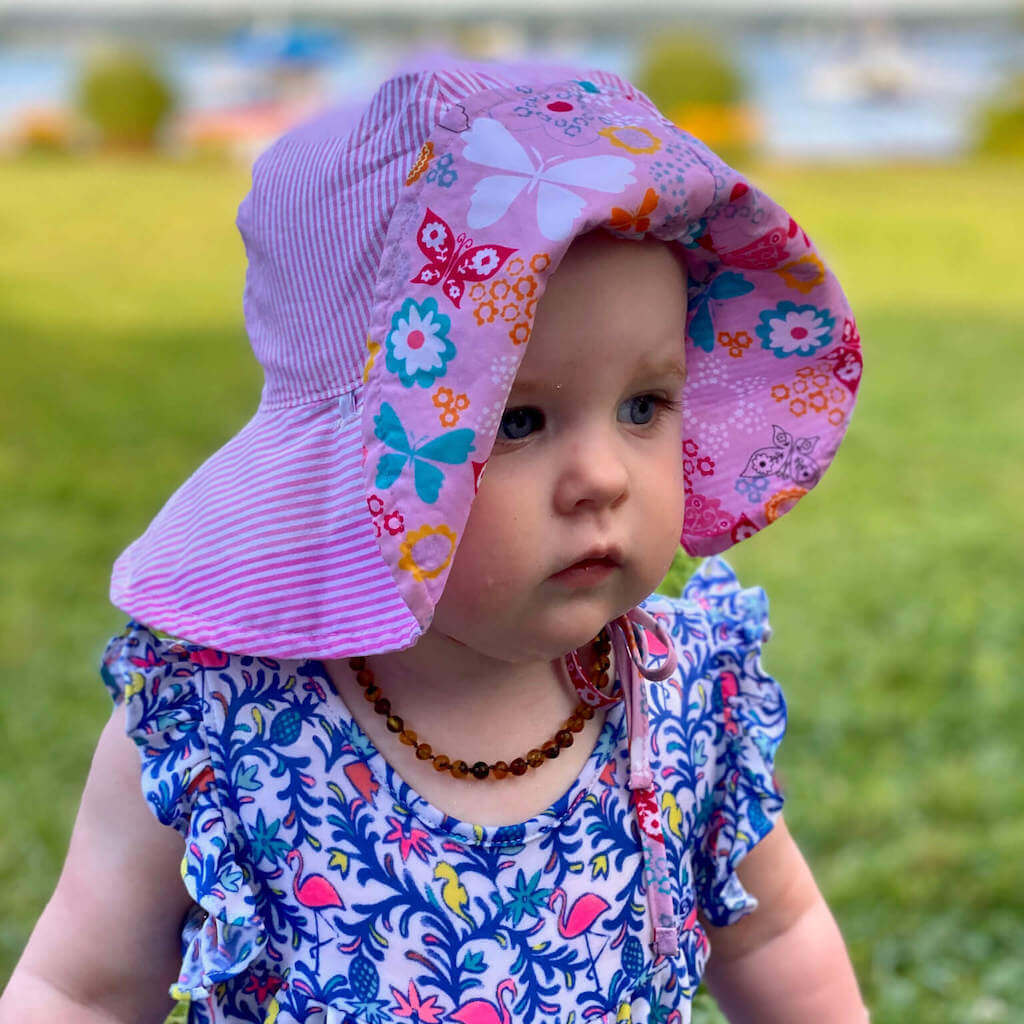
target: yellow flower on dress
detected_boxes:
[398,524,457,582]
[598,124,662,155]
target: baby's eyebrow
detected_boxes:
[511,356,686,394]
[638,356,687,381]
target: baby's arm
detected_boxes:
[700,815,869,1023]
[0,703,194,1024]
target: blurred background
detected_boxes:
[1,1,1022,1022]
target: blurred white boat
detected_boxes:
[811,38,933,103]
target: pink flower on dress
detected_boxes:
[391,980,446,1023]
[383,814,435,863]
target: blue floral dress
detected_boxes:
[101,558,785,1024]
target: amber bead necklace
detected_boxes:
[347,629,612,781]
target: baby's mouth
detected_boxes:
[549,551,622,583]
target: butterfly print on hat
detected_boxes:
[716,218,810,271]
[740,425,821,488]
[373,402,476,504]
[687,271,755,353]
[410,209,516,309]
[460,116,636,241]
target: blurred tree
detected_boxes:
[76,47,176,151]
[634,32,759,167]
[974,72,1024,159]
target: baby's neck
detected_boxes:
[329,631,596,766]
[324,633,610,825]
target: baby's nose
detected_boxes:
[553,439,629,514]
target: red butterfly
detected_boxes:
[716,218,810,270]
[410,208,516,308]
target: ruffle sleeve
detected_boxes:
[100,623,267,1000]
[681,558,787,928]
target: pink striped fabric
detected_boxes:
[110,55,861,659]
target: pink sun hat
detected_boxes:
[110,55,862,659]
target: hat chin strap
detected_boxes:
[562,608,681,958]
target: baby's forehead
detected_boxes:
[510,232,688,383]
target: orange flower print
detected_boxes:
[405,141,435,185]
[608,187,659,235]
[432,386,469,427]
[509,321,531,345]
[471,253,544,342]
[718,330,753,358]
[771,363,850,423]
[765,486,807,523]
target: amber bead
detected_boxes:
[542,741,560,760]
[385,715,403,733]
[567,715,585,733]
[579,705,595,720]
[364,685,382,702]
[356,669,374,687]
[398,729,418,746]
[433,754,451,772]
[373,698,391,716]
[526,748,544,768]
[450,759,470,779]
[510,757,528,776]
[491,761,510,780]
[415,742,433,760]
[349,657,366,671]
[594,656,610,671]
[471,761,490,780]
[555,729,574,748]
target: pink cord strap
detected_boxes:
[608,610,681,958]
[564,648,621,709]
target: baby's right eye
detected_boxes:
[498,407,544,441]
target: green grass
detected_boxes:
[2,153,1023,1024]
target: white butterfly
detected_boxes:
[461,117,637,241]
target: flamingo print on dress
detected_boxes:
[450,977,517,1024]
[548,887,611,987]
[285,849,345,974]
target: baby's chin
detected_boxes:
[430,573,658,662]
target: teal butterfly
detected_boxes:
[373,401,476,504]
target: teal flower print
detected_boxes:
[756,301,836,359]
[385,296,455,388]
[248,808,292,865]
[503,868,552,926]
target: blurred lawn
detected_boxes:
[2,154,1022,1024]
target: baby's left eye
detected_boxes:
[618,394,660,425]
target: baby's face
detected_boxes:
[431,231,687,664]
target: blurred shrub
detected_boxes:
[76,47,176,150]
[12,108,80,155]
[634,32,759,166]
[974,72,1024,159]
